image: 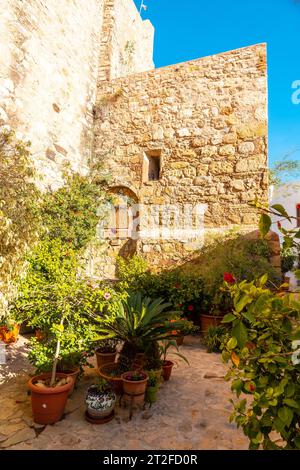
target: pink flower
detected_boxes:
[103,292,111,300]
[223,272,236,284]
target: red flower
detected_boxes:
[223,272,236,284]
[249,383,255,393]
[174,283,181,289]
[277,221,282,229]
[187,305,194,312]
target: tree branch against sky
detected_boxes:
[269,149,300,186]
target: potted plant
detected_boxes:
[200,273,235,332]
[145,370,160,404]
[85,377,116,424]
[159,339,189,381]
[94,292,189,390]
[95,338,118,369]
[0,314,20,344]
[143,341,162,383]
[28,315,73,424]
[121,370,149,405]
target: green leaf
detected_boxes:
[271,204,290,220]
[283,399,299,409]
[259,274,268,286]
[259,213,272,238]
[241,310,255,323]
[227,337,238,349]
[235,295,252,313]
[232,321,248,348]
[222,313,236,323]
[278,407,293,427]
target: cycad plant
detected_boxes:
[94,292,188,373]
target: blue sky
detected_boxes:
[134,0,300,171]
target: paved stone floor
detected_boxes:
[0,335,248,450]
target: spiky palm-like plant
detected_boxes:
[94,292,186,373]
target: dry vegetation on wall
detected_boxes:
[0,130,41,314]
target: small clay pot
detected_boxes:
[121,371,148,405]
[28,373,72,425]
[162,360,174,381]
[95,349,117,369]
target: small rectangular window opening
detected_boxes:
[143,150,161,182]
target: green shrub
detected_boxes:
[40,172,108,252]
[0,130,41,314]
[204,326,228,353]
[222,276,300,449]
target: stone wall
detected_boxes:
[94,44,269,270]
[0,0,105,188]
[98,0,154,82]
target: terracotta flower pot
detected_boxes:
[121,371,148,405]
[162,360,174,381]
[200,313,224,332]
[0,324,20,344]
[28,373,72,425]
[95,349,117,369]
[98,362,123,395]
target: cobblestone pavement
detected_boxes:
[0,335,248,450]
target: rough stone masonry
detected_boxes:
[0,0,268,273]
[94,43,269,271]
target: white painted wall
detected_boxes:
[270,182,300,289]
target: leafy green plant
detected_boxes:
[40,172,108,252]
[204,326,228,353]
[10,239,116,374]
[0,130,41,314]
[147,370,159,388]
[94,292,189,373]
[116,256,205,317]
[159,339,189,365]
[144,341,162,371]
[95,338,118,353]
[222,275,300,449]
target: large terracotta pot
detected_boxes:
[162,360,174,381]
[95,349,117,369]
[28,373,72,425]
[200,313,224,332]
[121,371,148,405]
[98,362,123,395]
[0,324,20,344]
